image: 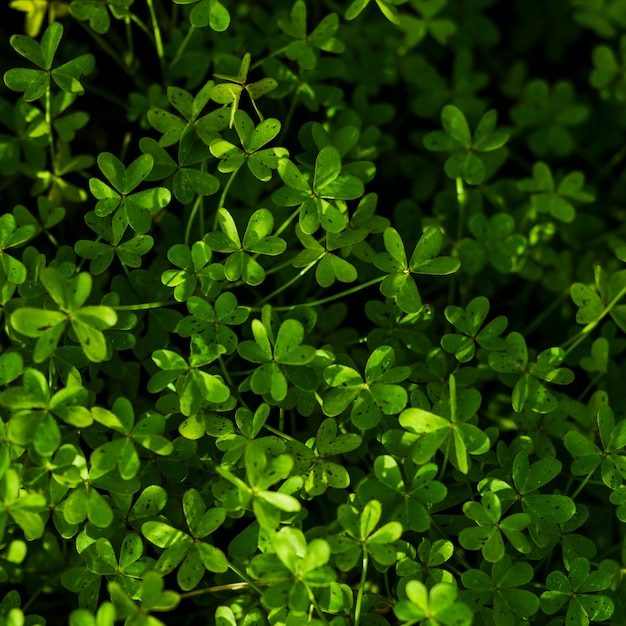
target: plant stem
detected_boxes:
[562,282,626,357]
[45,87,54,167]
[354,549,369,626]
[265,275,386,311]
[307,584,330,626]
[145,0,166,80]
[171,25,196,68]
[214,170,240,228]
[253,256,322,308]
[570,468,596,500]
[228,563,264,595]
[112,300,177,310]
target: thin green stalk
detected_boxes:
[185,185,206,245]
[145,0,166,80]
[562,282,626,358]
[214,170,240,229]
[307,584,330,626]
[112,300,177,310]
[171,25,196,68]
[277,90,299,145]
[253,256,322,308]
[274,205,302,239]
[257,275,386,312]
[250,45,290,71]
[44,87,54,167]
[228,563,264,596]
[520,289,569,338]
[354,549,369,626]
[570,468,596,500]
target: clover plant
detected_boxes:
[3,1,626,625]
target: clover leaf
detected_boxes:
[423,105,509,184]
[210,53,277,126]
[394,580,473,626]
[564,404,626,489]
[461,555,540,625]
[590,36,626,102]
[540,557,614,625]
[459,490,532,563]
[0,368,91,456]
[441,295,507,362]
[204,208,286,286]
[374,226,460,314]
[89,152,171,236]
[10,268,118,363]
[210,109,288,181]
[394,374,490,474]
[357,455,446,532]
[292,224,365,287]
[278,1,344,70]
[237,313,316,402]
[172,0,230,30]
[176,291,248,355]
[0,213,36,285]
[161,241,225,301]
[323,344,410,429]
[272,148,365,234]
[488,332,575,413]
[331,499,403,571]
[142,491,228,590]
[345,0,401,25]
[4,23,95,102]
[510,80,589,157]
[250,527,335,616]
[518,162,595,224]
[148,347,230,416]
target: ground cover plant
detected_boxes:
[3,0,626,624]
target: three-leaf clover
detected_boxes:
[590,36,626,102]
[357,455,447,532]
[459,490,532,563]
[488,332,575,414]
[564,404,626,489]
[4,23,95,102]
[161,240,225,301]
[423,105,509,184]
[237,313,316,402]
[278,1,344,70]
[175,292,249,355]
[441,295,507,362]
[10,268,118,362]
[89,152,171,235]
[141,490,228,591]
[148,346,230,417]
[210,53,277,126]
[394,580,473,626]
[540,557,614,625]
[394,374,490,474]
[518,162,595,223]
[374,226,460,314]
[461,555,540,625]
[272,148,365,234]
[171,0,230,30]
[292,224,365,287]
[89,397,174,481]
[209,109,288,181]
[331,499,403,571]
[204,208,287,286]
[0,213,36,285]
[250,527,335,614]
[322,345,411,429]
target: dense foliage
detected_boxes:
[2,0,626,624]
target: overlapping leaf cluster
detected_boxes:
[2,1,626,625]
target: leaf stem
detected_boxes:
[268,275,386,312]
[562,282,626,357]
[112,300,177,310]
[570,468,596,500]
[307,584,330,626]
[228,562,264,595]
[354,548,369,626]
[171,25,196,68]
[253,256,322,308]
[214,170,240,228]
[145,0,166,80]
